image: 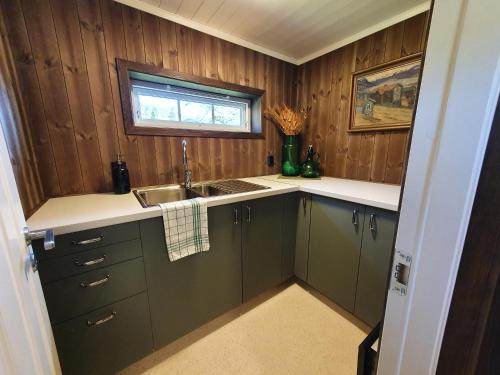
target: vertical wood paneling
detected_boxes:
[4,0,428,201]
[22,0,84,195]
[1,0,61,197]
[122,6,158,186]
[297,12,428,184]
[0,7,45,216]
[51,0,105,192]
[76,0,120,191]
[100,0,141,188]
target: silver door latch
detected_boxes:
[390,249,412,296]
[24,227,55,273]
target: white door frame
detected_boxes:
[378,0,500,374]
[0,115,60,372]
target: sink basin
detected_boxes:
[134,185,203,207]
[134,179,270,207]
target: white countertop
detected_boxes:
[27,175,400,235]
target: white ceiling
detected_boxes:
[116,0,431,65]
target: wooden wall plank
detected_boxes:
[1,0,61,197]
[76,0,120,191]
[22,0,84,195]
[0,7,45,216]
[100,0,142,188]
[122,6,158,187]
[51,0,105,193]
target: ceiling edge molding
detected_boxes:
[114,0,299,64]
[295,1,431,65]
[114,0,431,66]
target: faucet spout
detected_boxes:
[181,139,192,189]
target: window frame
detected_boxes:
[116,59,265,139]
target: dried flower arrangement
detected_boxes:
[264,104,311,136]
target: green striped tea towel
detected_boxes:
[159,198,210,262]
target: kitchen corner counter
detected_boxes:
[27,175,400,235]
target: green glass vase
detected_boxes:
[282,135,301,176]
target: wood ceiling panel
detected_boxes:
[118,0,429,64]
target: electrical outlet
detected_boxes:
[266,154,275,167]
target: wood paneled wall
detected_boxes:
[0,7,45,216]
[1,0,429,214]
[1,0,294,197]
[295,12,429,184]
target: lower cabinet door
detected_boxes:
[53,292,153,375]
[308,196,364,312]
[141,203,242,349]
[282,193,298,281]
[242,195,284,301]
[354,208,397,327]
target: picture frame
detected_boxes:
[348,53,422,132]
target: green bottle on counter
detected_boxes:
[301,145,320,178]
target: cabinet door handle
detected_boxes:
[369,213,377,234]
[352,209,358,226]
[246,206,251,223]
[233,208,239,225]
[302,196,307,214]
[79,274,110,288]
[87,311,116,327]
[72,235,103,246]
[74,255,106,267]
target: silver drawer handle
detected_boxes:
[72,235,104,246]
[352,209,358,226]
[79,274,110,288]
[87,311,116,327]
[246,206,251,223]
[233,208,239,225]
[74,255,106,267]
[369,213,377,234]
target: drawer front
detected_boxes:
[53,292,153,375]
[39,239,142,284]
[44,258,146,324]
[33,221,140,261]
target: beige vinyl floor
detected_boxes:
[119,282,370,375]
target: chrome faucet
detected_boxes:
[181,139,192,189]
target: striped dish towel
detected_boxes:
[159,198,210,262]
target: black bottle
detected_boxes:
[111,154,131,194]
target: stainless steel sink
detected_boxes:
[134,179,269,207]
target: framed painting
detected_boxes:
[348,53,422,132]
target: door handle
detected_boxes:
[369,213,377,234]
[302,196,307,215]
[246,206,251,223]
[233,208,239,225]
[24,227,55,250]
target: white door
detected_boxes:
[0,124,60,373]
[378,0,500,374]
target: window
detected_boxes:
[116,59,264,139]
[131,81,251,132]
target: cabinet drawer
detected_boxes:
[53,292,153,375]
[38,239,142,284]
[44,258,146,324]
[33,221,140,261]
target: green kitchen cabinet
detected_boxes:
[141,203,243,349]
[294,192,312,281]
[282,193,298,281]
[354,207,397,327]
[242,195,285,301]
[308,195,365,312]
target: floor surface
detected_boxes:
[119,283,369,375]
